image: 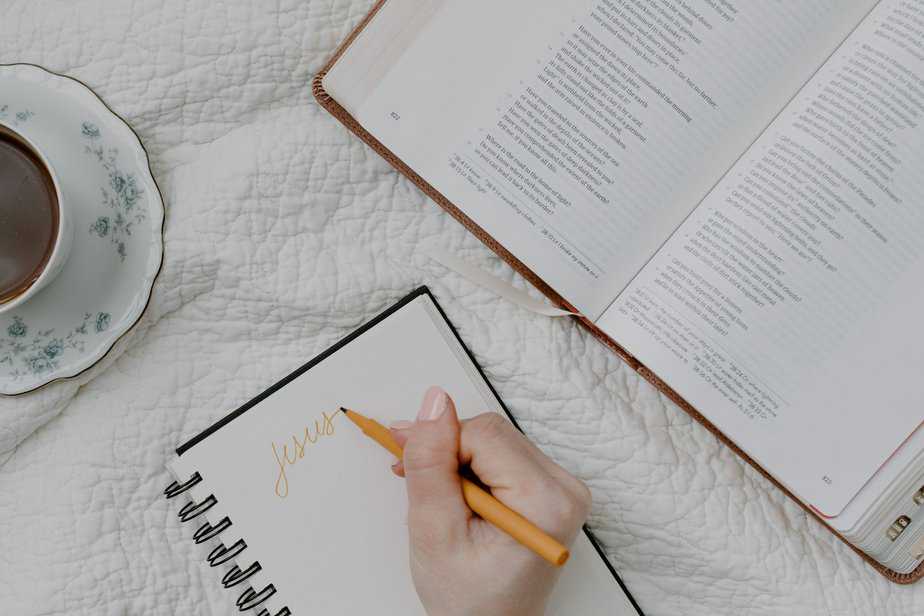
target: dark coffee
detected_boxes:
[0,128,59,304]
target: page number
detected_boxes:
[390,111,401,121]
[822,475,832,485]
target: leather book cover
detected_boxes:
[312,0,923,585]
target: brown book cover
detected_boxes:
[312,0,923,585]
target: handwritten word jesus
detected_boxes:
[272,410,338,498]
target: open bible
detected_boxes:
[315,0,924,582]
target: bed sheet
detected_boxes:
[0,1,921,614]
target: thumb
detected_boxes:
[403,387,470,547]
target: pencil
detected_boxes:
[340,407,570,567]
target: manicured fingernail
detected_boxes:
[389,420,413,430]
[418,386,449,421]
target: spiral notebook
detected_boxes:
[165,288,642,615]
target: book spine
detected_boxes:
[165,473,291,615]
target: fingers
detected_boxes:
[401,387,470,549]
[460,413,591,544]
[389,421,412,476]
[388,389,592,553]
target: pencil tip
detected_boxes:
[339,407,348,414]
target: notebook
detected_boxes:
[165,288,643,615]
[313,0,924,582]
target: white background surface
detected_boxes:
[0,1,922,614]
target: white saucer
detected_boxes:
[0,64,164,395]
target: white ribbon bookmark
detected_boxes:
[423,247,579,318]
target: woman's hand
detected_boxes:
[389,386,592,616]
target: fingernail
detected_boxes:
[389,420,413,430]
[418,386,449,422]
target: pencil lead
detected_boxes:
[339,407,349,414]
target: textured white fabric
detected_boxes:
[1,1,921,614]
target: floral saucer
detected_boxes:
[0,64,164,395]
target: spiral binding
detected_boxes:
[166,473,291,615]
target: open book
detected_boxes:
[166,289,642,614]
[316,0,924,581]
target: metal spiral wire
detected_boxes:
[168,473,290,613]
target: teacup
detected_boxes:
[0,123,74,313]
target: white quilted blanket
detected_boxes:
[1,2,922,614]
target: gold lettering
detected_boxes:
[283,443,298,465]
[272,443,290,498]
[304,424,319,446]
[322,411,336,435]
[271,411,339,498]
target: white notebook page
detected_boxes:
[169,292,639,615]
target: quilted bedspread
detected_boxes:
[1,1,922,614]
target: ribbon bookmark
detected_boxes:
[424,247,579,318]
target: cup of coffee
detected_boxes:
[0,124,74,313]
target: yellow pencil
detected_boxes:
[340,407,570,567]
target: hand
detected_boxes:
[389,386,592,616]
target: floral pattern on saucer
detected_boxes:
[0,312,111,381]
[0,104,35,125]
[0,63,164,395]
[82,121,147,261]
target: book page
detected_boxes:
[329,0,875,317]
[599,0,924,516]
[321,0,447,106]
[169,293,639,615]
